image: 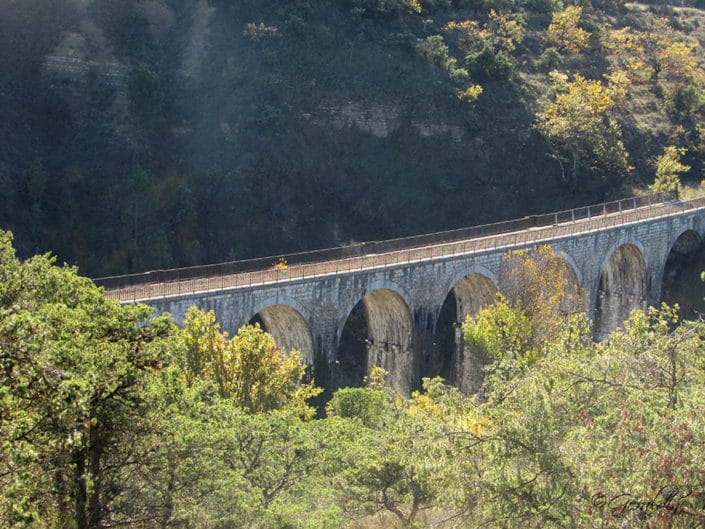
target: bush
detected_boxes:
[536,46,562,70]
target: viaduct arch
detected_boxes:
[248,303,315,367]
[335,287,415,394]
[427,270,498,393]
[594,243,648,339]
[100,195,705,395]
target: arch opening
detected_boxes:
[428,273,497,394]
[248,304,315,367]
[595,244,647,338]
[335,289,414,394]
[661,229,705,319]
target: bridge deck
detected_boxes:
[99,195,705,303]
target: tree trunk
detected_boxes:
[72,449,88,529]
[87,420,105,529]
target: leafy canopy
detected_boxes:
[464,245,587,369]
[178,306,321,416]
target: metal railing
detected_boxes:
[97,193,705,303]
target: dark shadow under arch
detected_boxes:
[661,229,705,319]
[595,244,647,338]
[335,289,414,394]
[428,273,497,393]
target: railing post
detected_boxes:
[648,194,651,207]
[571,209,575,223]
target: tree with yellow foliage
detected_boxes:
[650,145,690,198]
[537,73,630,190]
[178,307,320,416]
[545,6,591,55]
[604,18,698,88]
[486,9,525,54]
[464,245,586,368]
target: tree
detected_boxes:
[474,304,705,529]
[537,74,631,190]
[463,245,587,372]
[115,376,341,529]
[544,6,591,55]
[500,245,584,332]
[227,323,320,415]
[604,18,698,90]
[416,34,453,67]
[348,0,421,16]
[486,10,525,54]
[0,230,174,529]
[463,295,534,365]
[128,63,161,125]
[650,145,690,198]
[177,307,320,416]
[24,157,47,224]
[327,374,479,528]
[443,14,524,81]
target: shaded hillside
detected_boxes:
[2,0,705,276]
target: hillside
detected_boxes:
[2,0,705,276]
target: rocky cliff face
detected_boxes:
[2,0,702,275]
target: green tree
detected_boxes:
[0,230,174,529]
[25,157,47,224]
[463,245,587,371]
[443,15,522,81]
[328,375,478,528]
[473,304,705,529]
[349,0,422,16]
[416,34,453,69]
[128,63,161,124]
[464,294,534,366]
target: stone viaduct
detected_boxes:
[100,195,705,395]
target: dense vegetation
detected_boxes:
[4,230,705,529]
[3,0,705,276]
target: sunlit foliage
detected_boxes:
[537,73,631,190]
[650,145,690,198]
[545,6,591,55]
[178,307,321,416]
[464,245,586,368]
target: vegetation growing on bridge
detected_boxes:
[4,232,705,529]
